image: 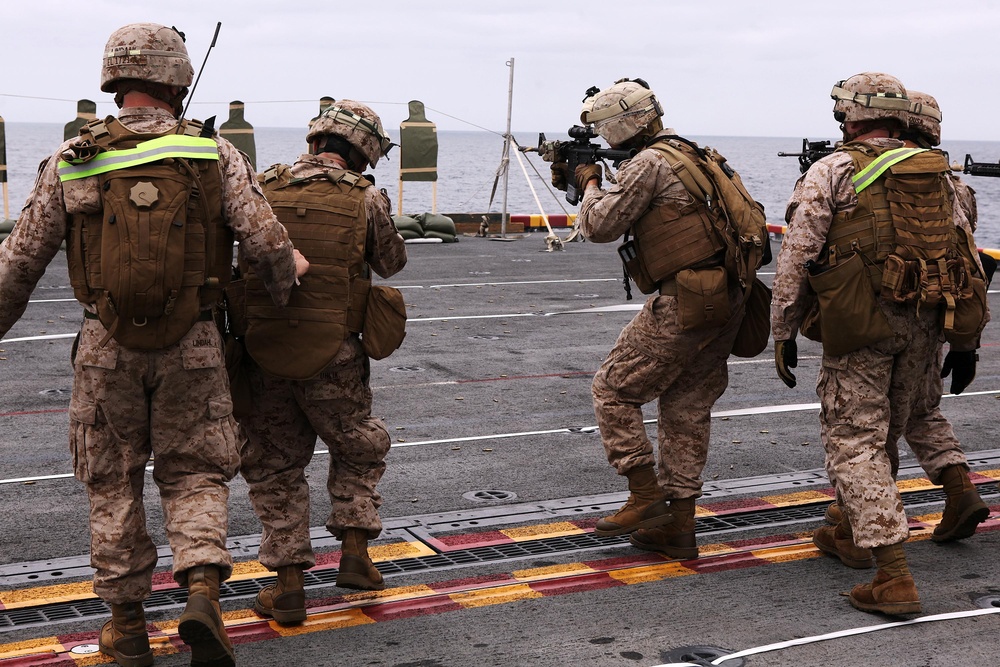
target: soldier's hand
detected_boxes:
[774,339,798,388]
[941,348,977,394]
[550,162,570,191]
[575,164,602,191]
[293,248,310,280]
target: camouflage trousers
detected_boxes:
[239,336,392,570]
[592,287,743,499]
[69,318,239,604]
[819,302,968,548]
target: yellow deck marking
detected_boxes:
[341,584,437,604]
[0,581,94,609]
[897,477,933,491]
[752,543,822,564]
[502,522,584,540]
[609,562,695,584]
[513,563,595,581]
[762,490,834,506]
[231,560,270,577]
[450,583,544,608]
[270,608,375,636]
[370,541,435,560]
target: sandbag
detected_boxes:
[415,212,457,235]
[423,230,458,243]
[392,215,423,236]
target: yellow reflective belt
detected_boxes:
[852,147,926,193]
[57,135,219,181]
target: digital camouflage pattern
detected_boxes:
[580,129,745,499]
[239,153,405,571]
[772,137,984,547]
[0,106,297,602]
[100,23,193,92]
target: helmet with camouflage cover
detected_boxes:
[305,100,394,169]
[580,78,664,147]
[100,23,193,93]
[830,72,910,126]
[905,90,942,146]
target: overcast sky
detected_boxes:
[4,1,1000,140]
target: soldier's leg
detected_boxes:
[306,339,391,590]
[71,320,158,604]
[239,363,318,570]
[149,322,239,582]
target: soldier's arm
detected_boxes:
[577,151,684,243]
[365,186,406,279]
[0,156,67,337]
[770,157,848,341]
[216,140,297,307]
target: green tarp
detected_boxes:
[399,100,438,182]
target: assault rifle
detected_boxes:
[960,154,1000,177]
[777,139,837,174]
[522,125,636,205]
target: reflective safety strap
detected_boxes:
[852,147,927,194]
[56,135,219,181]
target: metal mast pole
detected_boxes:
[501,57,514,238]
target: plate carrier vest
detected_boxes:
[59,116,231,350]
[625,137,767,292]
[825,143,984,333]
[242,165,371,380]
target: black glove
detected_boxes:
[941,349,977,394]
[775,339,798,388]
[575,163,602,191]
[550,162,570,192]
[978,251,997,288]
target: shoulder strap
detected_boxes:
[648,140,715,207]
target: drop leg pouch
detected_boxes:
[808,252,893,356]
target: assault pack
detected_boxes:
[823,143,989,348]
[59,116,232,350]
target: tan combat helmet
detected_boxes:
[905,90,942,146]
[100,23,193,115]
[580,78,663,147]
[305,100,394,169]
[830,72,910,126]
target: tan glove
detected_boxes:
[575,164,601,191]
[550,162,570,192]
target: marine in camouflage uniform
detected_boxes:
[771,73,990,616]
[561,80,747,560]
[0,23,303,667]
[238,101,406,625]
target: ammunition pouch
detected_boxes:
[947,275,988,347]
[617,239,657,294]
[676,267,730,331]
[808,252,892,356]
[731,277,771,358]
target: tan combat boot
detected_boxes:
[337,529,385,591]
[824,501,842,526]
[932,465,990,542]
[253,565,306,625]
[594,464,670,536]
[178,566,235,667]
[628,497,699,559]
[849,542,921,615]
[99,602,153,667]
[812,513,873,569]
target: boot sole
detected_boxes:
[336,572,386,591]
[848,593,921,616]
[628,533,698,560]
[593,513,676,537]
[178,612,236,667]
[931,504,990,543]
[99,643,154,667]
[253,598,307,625]
[813,539,873,569]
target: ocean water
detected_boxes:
[4,123,1000,247]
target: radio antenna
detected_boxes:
[180,21,222,120]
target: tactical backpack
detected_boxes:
[59,116,232,350]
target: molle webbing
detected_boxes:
[632,140,725,283]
